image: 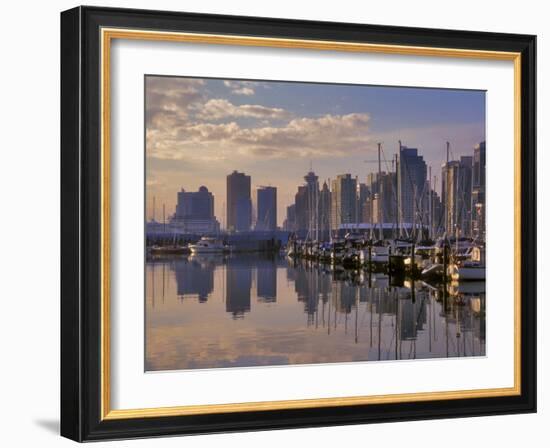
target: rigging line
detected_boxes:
[379,146,400,232]
[401,156,428,230]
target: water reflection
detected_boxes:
[146,254,486,371]
[174,256,214,302]
[226,256,252,318]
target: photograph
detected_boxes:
[57,4,537,442]
[144,76,487,371]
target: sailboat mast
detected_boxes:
[392,154,401,239]
[162,203,166,241]
[355,176,359,234]
[397,140,403,238]
[428,166,433,239]
[377,142,383,241]
[328,178,331,241]
[433,174,438,237]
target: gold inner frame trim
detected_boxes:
[100,27,522,421]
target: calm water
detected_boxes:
[145,253,485,371]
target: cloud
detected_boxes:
[195,99,291,121]
[234,113,371,157]
[147,112,371,162]
[145,77,206,128]
[223,80,258,96]
[233,87,255,96]
[145,77,372,164]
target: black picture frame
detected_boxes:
[61,5,536,442]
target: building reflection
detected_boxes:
[398,290,427,341]
[445,281,486,346]
[147,253,486,369]
[256,255,277,303]
[225,255,252,318]
[293,264,319,321]
[173,256,216,302]
[287,263,485,357]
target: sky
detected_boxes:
[145,76,485,228]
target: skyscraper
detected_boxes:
[294,185,308,233]
[172,186,220,234]
[304,171,320,238]
[331,174,357,229]
[284,204,296,232]
[226,171,251,232]
[367,172,396,227]
[397,146,427,232]
[175,186,214,219]
[473,141,486,188]
[319,181,332,238]
[256,186,277,231]
[472,141,486,239]
[443,156,473,237]
[291,171,320,237]
[357,183,370,224]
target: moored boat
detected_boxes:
[421,263,444,279]
[189,237,231,254]
[149,244,190,255]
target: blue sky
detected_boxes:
[145,76,485,227]
[204,79,485,132]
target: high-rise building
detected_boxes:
[443,156,473,237]
[294,185,308,233]
[226,171,251,232]
[175,186,214,219]
[420,178,444,238]
[331,174,357,228]
[431,190,444,236]
[369,172,397,226]
[255,186,277,231]
[291,171,320,237]
[397,146,427,231]
[473,141,486,189]
[283,204,296,232]
[304,171,320,237]
[319,181,332,237]
[357,183,370,224]
[472,141,486,239]
[172,186,220,234]
[365,170,397,230]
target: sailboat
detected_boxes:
[448,245,485,281]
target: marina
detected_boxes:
[284,233,485,282]
[143,77,488,371]
[145,252,485,371]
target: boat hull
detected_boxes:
[190,247,228,254]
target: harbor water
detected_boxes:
[146,253,485,371]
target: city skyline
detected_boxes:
[151,135,484,239]
[146,76,486,227]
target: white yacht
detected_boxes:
[189,237,230,254]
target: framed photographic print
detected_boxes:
[60,6,536,442]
